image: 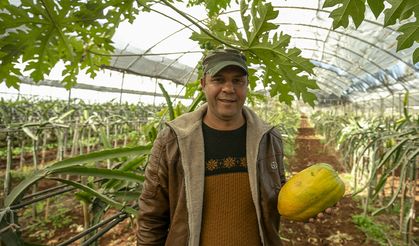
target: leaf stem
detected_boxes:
[159,0,240,51]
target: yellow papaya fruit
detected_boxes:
[278,163,345,221]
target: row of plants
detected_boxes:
[0,97,165,185]
[311,93,418,245]
[0,92,169,245]
[0,97,160,147]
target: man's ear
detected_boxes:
[200,77,206,88]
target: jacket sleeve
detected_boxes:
[272,127,286,187]
[136,129,171,245]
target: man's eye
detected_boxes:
[233,79,245,85]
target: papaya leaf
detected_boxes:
[384,0,419,26]
[187,0,231,17]
[414,47,419,64]
[0,1,137,89]
[247,1,278,46]
[396,19,419,52]
[367,0,385,18]
[323,0,366,29]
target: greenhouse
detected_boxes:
[0,0,418,245]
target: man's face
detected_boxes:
[201,65,248,124]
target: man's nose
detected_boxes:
[221,80,235,92]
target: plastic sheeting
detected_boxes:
[106,46,198,85]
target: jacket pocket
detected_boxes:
[258,154,284,193]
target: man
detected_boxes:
[136,49,286,245]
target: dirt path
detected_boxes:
[279,115,378,246]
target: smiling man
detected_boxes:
[136,48,286,246]
[201,49,248,130]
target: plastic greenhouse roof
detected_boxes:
[91,1,419,105]
[105,46,198,85]
[272,4,419,101]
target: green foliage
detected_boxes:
[352,214,389,246]
[190,0,318,106]
[323,0,419,64]
[0,0,139,89]
[251,98,300,166]
[312,101,418,246]
[187,0,232,17]
[323,0,366,28]
[23,199,73,242]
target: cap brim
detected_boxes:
[206,61,248,76]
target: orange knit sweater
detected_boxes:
[200,123,262,245]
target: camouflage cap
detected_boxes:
[202,49,248,76]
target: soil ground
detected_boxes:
[9,115,417,245]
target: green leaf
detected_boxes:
[399,0,419,20]
[374,138,410,171]
[99,127,112,149]
[0,210,24,245]
[188,91,205,112]
[21,127,38,141]
[51,166,145,183]
[4,170,47,207]
[46,145,151,171]
[0,1,138,89]
[187,0,231,16]
[367,0,385,18]
[384,0,418,26]
[75,191,93,204]
[240,0,251,40]
[249,45,314,74]
[371,161,408,215]
[158,83,175,121]
[324,0,366,29]
[247,1,278,46]
[57,109,75,121]
[396,19,419,51]
[104,155,147,189]
[110,191,141,202]
[50,178,137,215]
[413,47,419,64]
